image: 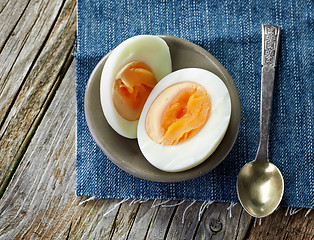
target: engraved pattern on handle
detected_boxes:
[256,25,281,162]
[262,25,280,67]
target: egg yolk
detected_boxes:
[145,82,211,145]
[113,61,157,121]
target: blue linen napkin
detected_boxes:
[76,0,313,208]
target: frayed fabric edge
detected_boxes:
[227,202,238,218]
[78,196,96,206]
[252,207,312,227]
[76,197,215,224]
[76,196,313,224]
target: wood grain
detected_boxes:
[0,0,29,52]
[127,200,161,239]
[0,0,76,192]
[246,208,313,240]
[0,0,63,124]
[165,201,203,240]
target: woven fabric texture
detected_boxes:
[76,0,313,208]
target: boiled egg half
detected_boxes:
[137,68,231,172]
[100,35,172,138]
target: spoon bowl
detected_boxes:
[237,161,284,218]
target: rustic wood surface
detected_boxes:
[0,0,312,239]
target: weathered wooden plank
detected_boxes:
[165,201,205,240]
[109,201,140,239]
[0,60,131,239]
[0,0,10,13]
[234,205,253,240]
[0,0,76,192]
[145,200,179,239]
[246,207,313,240]
[0,60,119,239]
[193,202,252,240]
[0,58,76,238]
[127,200,161,240]
[0,0,29,51]
[74,199,124,239]
[0,0,63,123]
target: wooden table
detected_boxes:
[0,0,312,239]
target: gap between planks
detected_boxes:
[0,0,76,197]
[0,49,74,199]
[0,0,67,130]
[0,0,31,54]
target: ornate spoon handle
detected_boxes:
[256,25,281,162]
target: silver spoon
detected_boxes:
[237,25,284,218]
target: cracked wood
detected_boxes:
[0,0,76,191]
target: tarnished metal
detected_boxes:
[237,25,284,218]
[262,24,280,67]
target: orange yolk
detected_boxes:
[145,82,211,145]
[112,61,157,121]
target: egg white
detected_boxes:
[137,68,231,172]
[100,35,172,139]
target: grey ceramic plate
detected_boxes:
[85,35,241,182]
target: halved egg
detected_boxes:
[137,68,231,172]
[100,35,172,138]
